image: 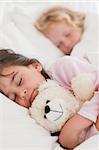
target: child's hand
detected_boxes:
[96,116,99,131]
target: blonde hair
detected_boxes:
[35,6,85,33]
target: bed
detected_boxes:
[0,1,99,150]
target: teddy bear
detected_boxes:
[29,73,95,134]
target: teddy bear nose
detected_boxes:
[45,105,50,114]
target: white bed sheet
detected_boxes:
[0,93,59,150]
[0,1,99,150]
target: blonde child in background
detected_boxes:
[35,6,99,65]
[0,49,98,149]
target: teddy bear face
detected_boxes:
[43,98,78,132]
[29,80,79,133]
[29,74,95,134]
[44,99,64,122]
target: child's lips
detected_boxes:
[29,89,39,104]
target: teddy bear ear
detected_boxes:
[46,100,50,104]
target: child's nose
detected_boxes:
[19,90,27,100]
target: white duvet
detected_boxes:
[0,1,99,150]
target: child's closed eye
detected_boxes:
[18,78,22,86]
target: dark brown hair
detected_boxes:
[0,49,50,79]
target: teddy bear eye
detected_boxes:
[44,115,47,119]
[46,100,50,104]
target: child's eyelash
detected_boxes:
[18,78,22,86]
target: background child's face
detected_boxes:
[0,63,45,108]
[45,20,82,55]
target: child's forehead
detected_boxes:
[1,65,21,74]
[48,19,70,29]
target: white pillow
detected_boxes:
[74,135,99,150]
[0,93,58,149]
[71,13,99,69]
[11,6,99,69]
[1,6,63,70]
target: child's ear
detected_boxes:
[29,63,42,72]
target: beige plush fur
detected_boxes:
[29,74,95,133]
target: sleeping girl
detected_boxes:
[35,6,99,65]
[0,49,98,149]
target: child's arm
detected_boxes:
[59,92,99,149]
[59,114,93,149]
[96,116,99,131]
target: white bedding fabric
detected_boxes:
[0,93,58,150]
[0,1,99,150]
